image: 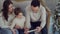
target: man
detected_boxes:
[25,0,47,34]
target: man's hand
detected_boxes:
[35,26,42,32]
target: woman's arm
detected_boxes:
[10,20,16,29]
[0,16,10,28]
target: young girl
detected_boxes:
[10,7,26,34]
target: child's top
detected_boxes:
[10,16,25,29]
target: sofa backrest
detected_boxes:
[0,0,59,13]
[13,1,31,16]
[0,0,4,11]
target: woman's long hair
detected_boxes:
[2,0,13,21]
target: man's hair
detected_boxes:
[31,0,40,7]
[14,7,22,15]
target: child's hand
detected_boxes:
[15,25,21,29]
[11,29,16,34]
[24,28,29,34]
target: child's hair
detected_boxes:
[14,7,22,15]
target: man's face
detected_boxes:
[31,6,39,13]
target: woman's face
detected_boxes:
[8,4,14,13]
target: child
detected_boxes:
[10,7,26,34]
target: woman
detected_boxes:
[0,0,18,34]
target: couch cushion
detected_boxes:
[13,1,31,16]
[0,0,4,11]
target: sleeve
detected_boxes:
[25,7,31,29]
[0,17,9,28]
[0,17,4,28]
[40,6,46,28]
[40,0,51,28]
[10,19,16,29]
[40,0,51,16]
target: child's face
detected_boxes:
[17,13,23,18]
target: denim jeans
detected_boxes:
[29,21,47,34]
[0,28,18,34]
[17,29,24,34]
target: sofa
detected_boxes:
[0,0,59,34]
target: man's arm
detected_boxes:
[40,0,51,28]
[25,7,31,29]
[40,6,46,29]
